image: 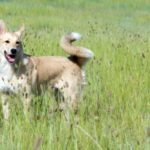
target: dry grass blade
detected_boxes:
[33,137,43,150]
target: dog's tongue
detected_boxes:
[5,54,15,63]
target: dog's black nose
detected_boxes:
[11,49,17,55]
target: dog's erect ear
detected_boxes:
[15,25,25,37]
[0,20,6,34]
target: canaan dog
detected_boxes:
[0,20,94,119]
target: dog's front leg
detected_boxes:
[22,91,32,116]
[20,83,32,116]
[1,94,10,120]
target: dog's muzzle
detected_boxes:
[4,49,17,63]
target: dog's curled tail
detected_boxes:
[60,32,94,67]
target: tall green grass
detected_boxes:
[0,0,149,149]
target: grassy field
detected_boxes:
[0,0,150,149]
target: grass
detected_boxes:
[0,0,150,149]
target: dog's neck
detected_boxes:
[14,57,30,75]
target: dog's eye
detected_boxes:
[5,40,10,43]
[16,41,20,45]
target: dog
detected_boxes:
[0,20,94,119]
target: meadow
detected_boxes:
[0,0,149,149]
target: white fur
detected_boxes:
[70,32,94,58]
[83,48,94,58]
[22,57,29,65]
[81,70,86,85]
[0,56,14,93]
[0,55,28,93]
[70,32,81,40]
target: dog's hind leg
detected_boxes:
[55,74,82,111]
[1,95,10,120]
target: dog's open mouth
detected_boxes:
[4,51,16,63]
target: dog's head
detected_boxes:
[0,20,24,64]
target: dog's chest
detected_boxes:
[0,63,14,92]
[0,65,28,93]
[0,75,29,94]
[0,60,13,78]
